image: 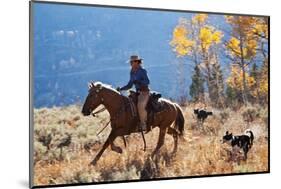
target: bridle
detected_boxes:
[88,86,125,134]
[87,86,104,114]
[92,87,104,103]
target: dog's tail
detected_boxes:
[207,111,213,116]
[245,129,254,148]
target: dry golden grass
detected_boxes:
[33,104,268,186]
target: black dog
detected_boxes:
[194,109,213,124]
[222,130,254,160]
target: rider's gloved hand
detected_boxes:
[116,87,121,92]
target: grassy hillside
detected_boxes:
[33,104,268,186]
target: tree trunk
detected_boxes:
[241,64,248,105]
[202,51,213,104]
[176,58,187,104]
[239,31,248,106]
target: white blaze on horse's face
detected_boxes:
[82,83,103,116]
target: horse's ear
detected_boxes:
[226,131,229,135]
[96,83,102,90]
[88,82,93,89]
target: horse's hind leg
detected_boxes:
[111,138,123,154]
[152,127,167,158]
[90,131,116,166]
[111,134,127,154]
[167,127,178,154]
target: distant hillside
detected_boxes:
[32,3,232,108]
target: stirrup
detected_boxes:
[138,123,146,132]
[145,125,152,133]
[137,126,145,132]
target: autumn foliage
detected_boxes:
[32,13,269,187]
[170,14,223,57]
[170,14,268,106]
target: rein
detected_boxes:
[94,99,127,136]
[91,106,110,136]
[96,119,111,136]
[91,107,106,117]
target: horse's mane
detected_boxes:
[89,81,120,94]
[159,97,173,104]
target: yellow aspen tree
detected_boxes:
[225,16,259,105]
[259,59,268,104]
[170,14,223,104]
[256,17,268,104]
[227,65,256,99]
[227,66,255,90]
[253,17,268,104]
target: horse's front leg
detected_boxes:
[111,128,127,153]
[90,131,116,166]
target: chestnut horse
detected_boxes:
[82,82,185,166]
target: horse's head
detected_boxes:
[82,82,105,116]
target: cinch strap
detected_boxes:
[128,98,137,117]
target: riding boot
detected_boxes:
[138,122,147,132]
[141,122,151,133]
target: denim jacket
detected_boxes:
[121,66,150,91]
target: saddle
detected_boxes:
[145,92,162,113]
[128,90,164,121]
[119,90,165,134]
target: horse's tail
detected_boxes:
[175,104,185,136]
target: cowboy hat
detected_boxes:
[127,55,143,63]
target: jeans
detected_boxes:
[137,91,149,128]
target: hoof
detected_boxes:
[113,146,123,154]
[89,159,97,166]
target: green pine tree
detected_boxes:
[209,61,225,107]
[189,65,205,102]
[226,85,237,107]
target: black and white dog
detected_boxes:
[222,129,254,160]
[194,109,213,124]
